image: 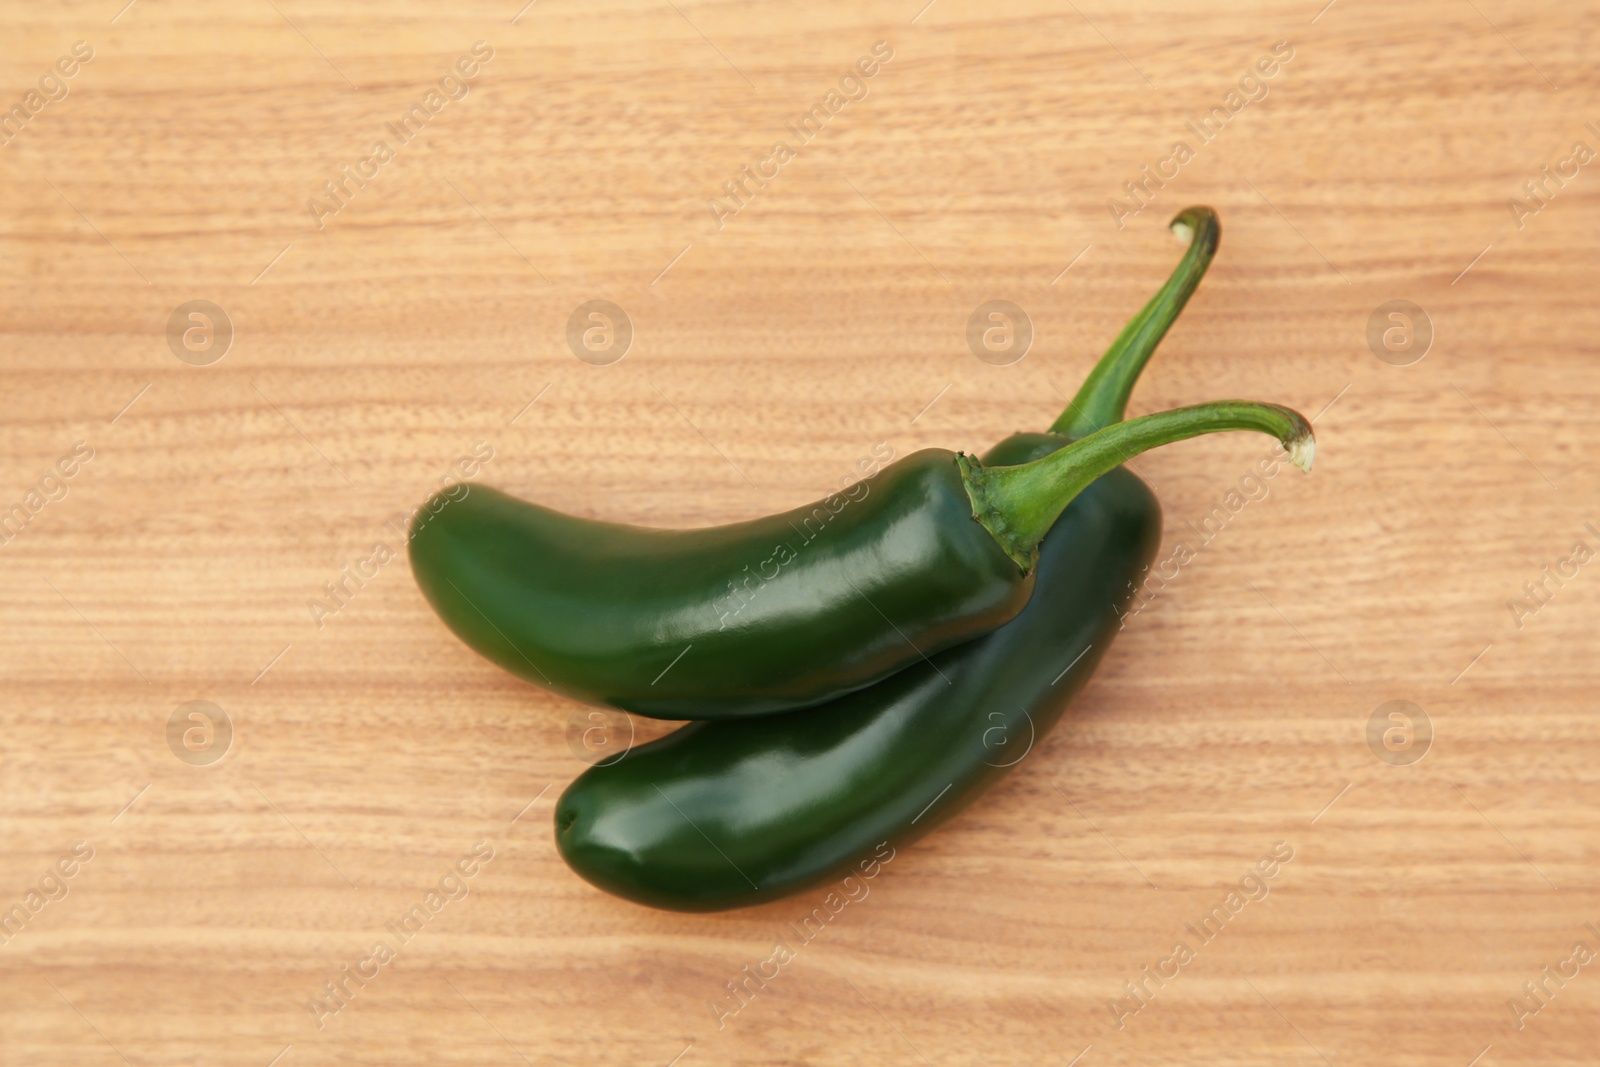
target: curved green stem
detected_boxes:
[964,399,1313,571]
[1052,206,1221,438]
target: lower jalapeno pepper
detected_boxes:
[552,206,1307,910]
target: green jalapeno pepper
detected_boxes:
[407,208,1295,721]
[553,208,1302,910]
[552,429,1159,911]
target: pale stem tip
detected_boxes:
[1287,434,1316,474]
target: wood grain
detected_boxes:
[2,1,1598,1064]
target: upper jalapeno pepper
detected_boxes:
[407,208,1307,720]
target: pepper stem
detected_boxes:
[963,400,1313,571]
[1052,207,1220,438]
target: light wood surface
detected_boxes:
[3,1,1598,1064]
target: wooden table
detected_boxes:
[3,1,1596,1064]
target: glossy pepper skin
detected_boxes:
[553,430,1161,911]
[408,450,1028,720]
